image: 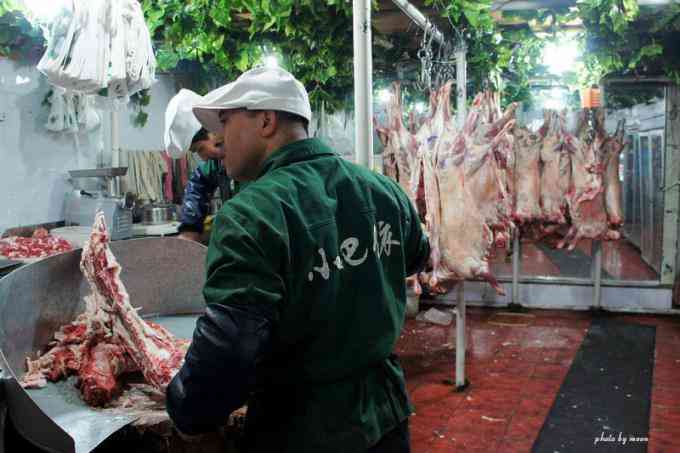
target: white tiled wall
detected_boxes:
[0,58,177,234]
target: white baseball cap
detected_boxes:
[164,89,203,158]
[192,66,312,134]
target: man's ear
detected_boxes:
[260,110,277,138]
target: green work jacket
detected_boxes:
[205,138,430,452]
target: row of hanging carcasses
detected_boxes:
[375,82,625,295]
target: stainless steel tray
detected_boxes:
[0,238,207,453]
[0,258,21,271]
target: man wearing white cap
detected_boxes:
[166,66,429,453]
[164,89,235,242]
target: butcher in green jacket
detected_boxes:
[166,66,430,453]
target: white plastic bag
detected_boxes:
[77,94,101,131]
[37,0,155,99]
[45,89,65,132]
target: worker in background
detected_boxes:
[164,89,236,242]
[166,66,430,453]
[178,127,236,242]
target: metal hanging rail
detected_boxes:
[388,0,469,390]
[391,0,446,45]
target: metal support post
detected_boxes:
[592,240,603,309]
[352,0,374,169]
[455,45,467,129]
[110,110,121,196]
[455,282,467,390]
[512,229,520,304]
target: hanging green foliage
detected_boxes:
[141,0,355,112]
[3,0,680,118]
[0,0,44,61]
[130,89,151,128]
[575,0,680,86]
[421,0,556,108]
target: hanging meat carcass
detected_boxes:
[386,82,420,208]
[558,110,610,249]
[418,83,454,292]
[464,92,517,249]
[601,119,625,233]
[22,211,187,406]
[539,110,571,225]
[427,91,516,295]
[511,124,542,225]
[374,119,398,181]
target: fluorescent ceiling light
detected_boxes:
[377,89,391,104]
[543,37,580,75]
[264,55,279,69]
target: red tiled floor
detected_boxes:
[520,242,561,276]
[397,307,680,452]
[648,429,680,452]
[504,414,546,443]
[651,386,680,409]
[514,396,555,419]
[508,236,660,281]
[458,388,522,414]
[532,363,570,381]
[651,406,680,432]
[602,239,658,280]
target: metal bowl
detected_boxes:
[141,204,177,225]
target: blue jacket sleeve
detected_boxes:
[166,302,274,435]
[179,162,219,233]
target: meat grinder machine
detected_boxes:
[64,167,133,241]
[0,238,207,453]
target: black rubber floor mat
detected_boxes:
[535,242,614,280]
[532,317,655,452]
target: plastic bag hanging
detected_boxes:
[36,0,156,99]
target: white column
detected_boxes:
[455,282,466,389]
[352,0,373,169]
[512,230,520,304]
[110,110,121,196]
[592,240,603,309]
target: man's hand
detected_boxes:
[179,231,202,242]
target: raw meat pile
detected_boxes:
[375,82,625,294]
[0,228,73,260]
[22,212,187,407]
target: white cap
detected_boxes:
[164,89,203,158]
[192,66,312,133]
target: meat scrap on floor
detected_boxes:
[375,83,626,294]
[21,211,187,407]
